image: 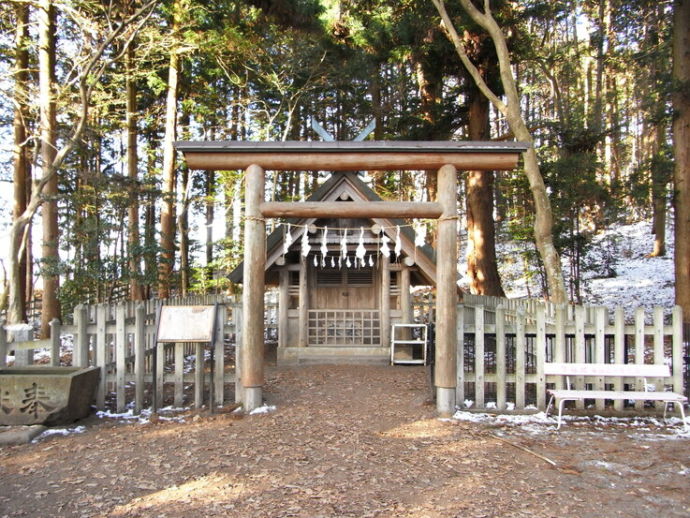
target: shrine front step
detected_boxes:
[277,346,390,366]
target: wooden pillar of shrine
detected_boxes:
[242,164,265,412]
[435,164,458,416]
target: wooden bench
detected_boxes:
[544,363,688,430]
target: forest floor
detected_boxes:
[1,363,689,518]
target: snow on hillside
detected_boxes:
[459,218,676,313]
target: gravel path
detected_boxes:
[1,364,689,517]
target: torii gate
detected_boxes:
[175,140,527,415]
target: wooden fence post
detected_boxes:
[156,338,165,410]
[95,304,107,409]
[496,305,506,410]
[194,342,204,409]
[49,318,61,367]
[535,304,546,410]
[554,304,566,389]
[634,307,646,411]
[613,307,625,410]
[456,304,464,407]
[574,305,586,409]
[116,304,127,413]
[174,341,184,407]
[474,305,485,409]
[515,308,526,410]
[214,305,226,408]
[235,305,244,405]
[653,306,665,410]
[672,305,684,398]
[134,304,146,414]
[74,304,89,368]
[594,306,606,411]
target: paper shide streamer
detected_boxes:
[283,223,293,255]
[356,227,366,267]
[320,227,329,266]
[301,229,310,257]
[278,220,434,268]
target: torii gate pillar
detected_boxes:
[242,164,265,411]
[435,164,458,416]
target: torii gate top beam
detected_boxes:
[174,140,528,172]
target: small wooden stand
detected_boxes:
[390,324,427,365]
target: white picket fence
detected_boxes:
[458,299,686,412]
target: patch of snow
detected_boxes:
[33,425,86,442]
[249,405,276,415]
[4,323,33,332]
[452,410,690,438]
[464,217,676,315]
[463,399,474,409]
[96,406,187,424]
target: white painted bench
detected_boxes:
[544,363,688,430]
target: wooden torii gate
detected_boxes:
[175,140,527,415]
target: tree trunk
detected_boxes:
[158,2,181,299]
[39,0,59,337]
[178,167,190,296]
[8,2,31,324]
[126,43,143,300]
[433,0,568,303]
[651,124,667,257]
[466,86,505,297]
[673,0,690,320]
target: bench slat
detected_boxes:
[544,362,670,378]
[547,389,687,402]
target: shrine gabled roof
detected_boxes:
[228,172,439,285]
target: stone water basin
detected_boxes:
[0,366,100,426]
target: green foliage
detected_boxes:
[1,0,677,305]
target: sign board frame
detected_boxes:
[157,306,217,343]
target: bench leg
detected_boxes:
[545,394,555,418]
[556,399,567,430]
[677,402,688,432]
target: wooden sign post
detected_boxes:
[152,304,220,413]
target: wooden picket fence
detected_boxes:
[2,290,687,416]
[0,294,282,414]
[458,299,686,412]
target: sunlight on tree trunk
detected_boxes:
[466,69,504,297]
[158,0,182,300]
[39,0,60,337]
[8,2,31,323]
[431,0,568,303]
[6,1,157,325]
[673,0,690,320]
[126,43,143,301]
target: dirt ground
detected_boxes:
[1,363,689,518]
